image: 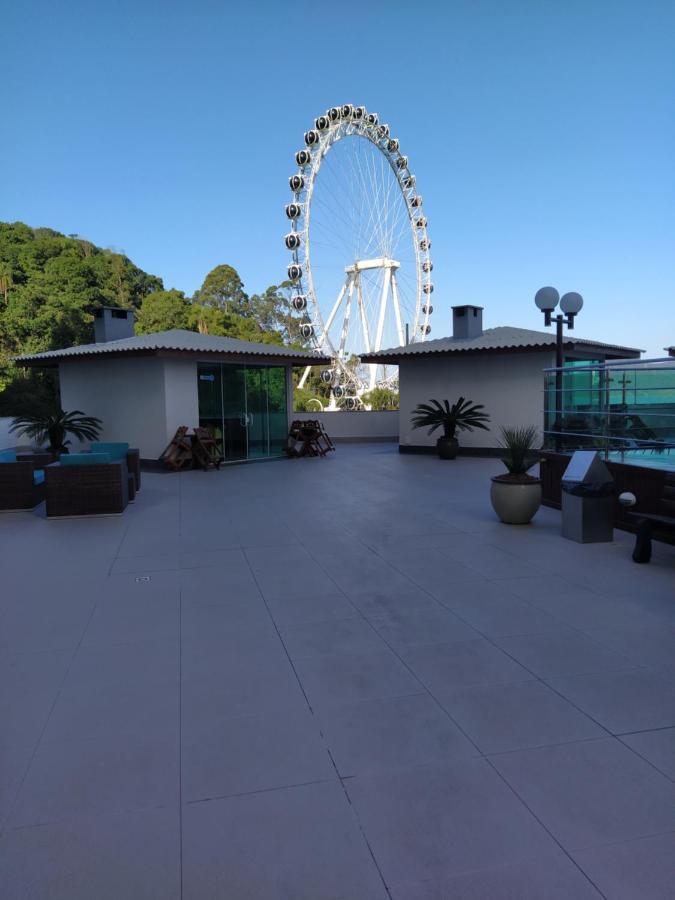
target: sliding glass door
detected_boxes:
[197,363,288,462]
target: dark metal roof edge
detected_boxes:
[361,337,641,362]
[16,344,330,364]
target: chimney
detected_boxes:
[94,307,135,343]
[452,305,483,340]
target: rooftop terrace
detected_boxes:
[2,444,675,898]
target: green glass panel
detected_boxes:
[222,365,247,461]
[245,367,268,459]
[197,364,224,456]
[267,367,288,455]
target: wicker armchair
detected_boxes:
[90,442,141,491]
[0,453,45,510]
[45,453,130,517]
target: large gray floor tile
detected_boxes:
[9,731,179,827]
[265,590,356,625]
[401,638,532,692]
[182,705,335,802]
[492,737,675,850]
[0,650,72,703]
[0,806,180,900]
[368,607,480,648]
[0,748,31,827]
[439,680,605,753]
[572,831,675,900]
[442,543,546,579]
[495,629,634,678]
[42,679,179,745]
[548,669,675,734]
[503,576,662,629]
[347,585,443,618]
[64,639,179,689]
[1,690,58,760]
[81,594,180,647]
[181,648,306,720]
[585,622,675,669]
[346,758,555,888]
[180,603,280,651]
[280,616,387,659]
[180,563,262,603]
[621,727,675,780]
[317,693,478,776]
[392,846,603,899]
[294,649,421,709]
[182,781,388,899]
[441,580,563,637]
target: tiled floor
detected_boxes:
[1,443,674,899]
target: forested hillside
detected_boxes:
[0,222,305,413]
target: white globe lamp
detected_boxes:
[560,292,584,315]
[534,286,559,312]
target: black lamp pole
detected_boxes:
[535,288,584,453]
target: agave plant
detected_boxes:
[411,397,491,439]
[10,408,103,454]
[497,425,540,477]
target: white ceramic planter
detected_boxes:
[490,478,542,524]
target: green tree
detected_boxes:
[193,264,248,312]
[362,387,399,410]
[0,221,162,403]
[293,388,325,412]
[136,290,190,334]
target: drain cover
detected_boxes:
[135,575,151,583]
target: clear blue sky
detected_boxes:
[2,0,673,356]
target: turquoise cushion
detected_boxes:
[0,449,17,463]
[61,452,112,466]
[33,470,45,485]
[90,442,129,461]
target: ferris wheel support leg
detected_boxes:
[370,266,392,390]
[339,278,355,357]
[391,271,404,347]
[324,278,350,335]
[297,365,312,390]
[356,275,371,353]
[373,266,392,354]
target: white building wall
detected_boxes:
[163,359,199,444]
[59,357,169,457]
[398,350,555,449]
[294,410,398,440]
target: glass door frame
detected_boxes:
[197,361,289,464]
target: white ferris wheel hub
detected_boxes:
[345,258,400,274]
[286,104,433,404]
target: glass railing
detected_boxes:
[543,358,675,471]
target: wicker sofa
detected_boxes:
[45,453,130,517]
[0,450,45,510]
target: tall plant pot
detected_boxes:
[436,436,459,460]
[490,475,542,524]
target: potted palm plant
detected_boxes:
[490,425,542,524]
[411,397,490,459]
[10,408,103,457]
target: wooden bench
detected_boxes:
[630,472,675,563]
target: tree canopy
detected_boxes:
[0,221,312,414]
[135,289,190,334]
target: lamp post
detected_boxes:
[534,287,584,451]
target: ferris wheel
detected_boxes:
[284,104,433,407]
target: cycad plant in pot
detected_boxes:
[10,408,103,456]
[490,425,542,524]
[411,397,490,459]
